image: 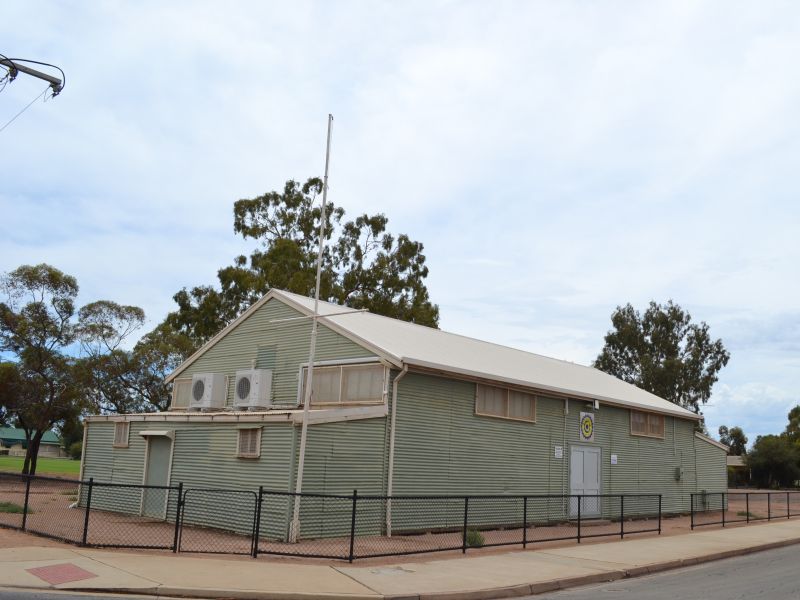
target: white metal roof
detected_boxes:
[269,290,701,421]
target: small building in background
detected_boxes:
[0,427,65,458]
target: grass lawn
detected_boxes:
[0,455,80,477]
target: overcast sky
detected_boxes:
[2,1,799,443]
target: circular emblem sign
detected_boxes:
[580,413,594,441]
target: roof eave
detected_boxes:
[165,289,403,383]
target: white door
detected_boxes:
[570,445,601,517]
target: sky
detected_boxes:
[2,1,799,444]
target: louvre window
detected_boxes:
[237,428,261,458]
[301,364,386,405]
[113,422,129,447]
[630,410,665,439]
[171,378,192,410]
[475,384,536,422]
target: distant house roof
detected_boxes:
[727,455,746,468]
[167,289,702,421]
[0,427,61,446]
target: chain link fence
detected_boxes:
[11,472,798,562]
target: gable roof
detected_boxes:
[695,431,730,452]
[0,427,61,445]
[167,289,702,421]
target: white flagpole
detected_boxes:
[290,114,333,543]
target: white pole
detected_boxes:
[289,114,333,543]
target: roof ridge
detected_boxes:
[273,289,605,375]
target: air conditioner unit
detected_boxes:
[189,373,227,411]
[234,369,273,411]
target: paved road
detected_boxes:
[530,544,800,599]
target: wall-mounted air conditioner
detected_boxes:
[189,373,227,411]
[234,369,273,411]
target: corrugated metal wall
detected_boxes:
[389,371,718,525]
[694,435,728,494]
[83,420,295,537]
[176,298,376,408]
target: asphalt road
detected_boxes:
[2,545,799,600]
[529,544,800,599]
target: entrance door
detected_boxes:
[143,436,172,518]
[570,445,601,517]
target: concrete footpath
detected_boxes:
[2,520,800,600]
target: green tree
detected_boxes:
[785,406,800,443]
[719,425,748,455]
[594,301,730,413]
[76,302,191,414]
[165,178,439,349]
[0,265,87,474]
[746,434,800,488]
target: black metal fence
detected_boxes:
[690,491,800,529]
[0,472,182,550]
[1,471,667,561]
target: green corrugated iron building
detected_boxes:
[81,289,728,539]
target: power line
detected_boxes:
[0,85,49,133]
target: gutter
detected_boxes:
[385,365,409,536]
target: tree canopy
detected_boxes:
[594,300,730,414]
[746,434,800,488]
[0,264,87,474]
[0,263,179,473]
[165,178,439,350]
[718,425,747,455]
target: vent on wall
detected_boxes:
[234,369,273,411]
[188,373,227,411]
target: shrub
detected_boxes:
[68,441,82,461]
[465,528,484,548]
[0,501,25,514]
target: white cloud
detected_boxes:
[2,0,799,436]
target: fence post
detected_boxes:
[577,496,582,543]
[21,475,32,531]
[768,493,771,521]
[252,486,264,558]
[788,492,791,520]
[462,497,469,554]
[690,494,694,530]
[172,483,183,553]
[522,496,528,549]
[658,495,662,535]
[620,495,624,539]
[348,489,358,563]
[746,494,750,524]
[721,493,726,528]
[81,478,93,546]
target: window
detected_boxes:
[301,363,385,405]
[630,410,665,439]
[237,428,261,458]
[113,422,129,447]
[475,384,536,422]
[171,378,192,410]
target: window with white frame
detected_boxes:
[301,363,386,405]
[475,384,536,422]
[171,378,192,410]
[113,421,130,447]
[237,428,261,458]
[630,410,665,439]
